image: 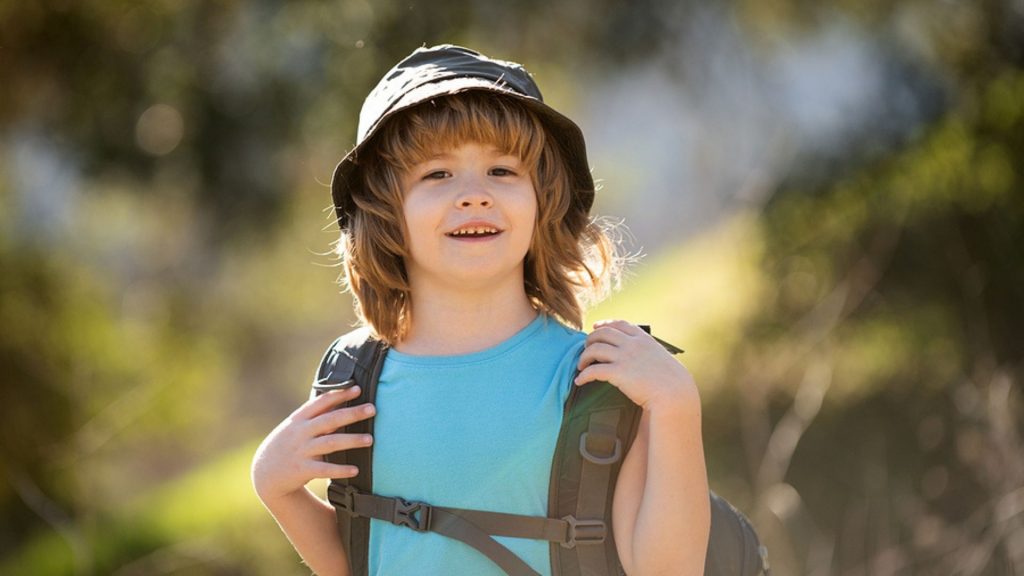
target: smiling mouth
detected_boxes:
[446,226,502,238]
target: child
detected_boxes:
[251,44,710,576]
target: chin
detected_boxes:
[445,264,525,287]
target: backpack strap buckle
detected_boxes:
[561,515,606,548]
[393,498,432,532]
[327,483,360,518]
[328,485,432,533]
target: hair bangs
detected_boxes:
[375,91,546,173]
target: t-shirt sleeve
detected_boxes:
[556,337,587,408]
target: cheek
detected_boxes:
[403,190,434,227]
[520,185,539,223]
[402,200,431,254]
[517,194,539,252]
[525,197,538,231]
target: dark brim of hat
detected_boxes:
[330,77,594,231]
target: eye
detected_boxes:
[423,170,450,180]
[489,167,517,177]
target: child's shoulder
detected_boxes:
[533,314,585,341]
[532,315,587,367]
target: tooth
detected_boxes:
[450,226,500,236]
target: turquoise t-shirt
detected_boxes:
[367,314,586,576]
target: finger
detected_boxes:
[574,363,616,387]
[577,342,618,371]
[297,385,363,419]
[591,319,646,337]
[309,432,374,457]
[307,460,360,480]
[308,402,376,436]
[585,326,630,348]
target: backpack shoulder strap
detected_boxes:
[547,327,684,576]
[549,377,642,576]
[311,327,388,576]
[312,327,380,393]
[548,328,771,576]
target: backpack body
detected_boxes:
[311,328,769,576]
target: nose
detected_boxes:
[454,175,492,208]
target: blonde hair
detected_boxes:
[335,91,621,343]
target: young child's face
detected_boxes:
[400,141,537,292]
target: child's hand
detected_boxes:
[575,320,699,411]
[251,385,375,504]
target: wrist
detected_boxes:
[643,383,701,416]
[645,389,703,444]
[258,485,316,512]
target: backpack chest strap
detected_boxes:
[328,484,608,575]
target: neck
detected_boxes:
[396,280,539,356]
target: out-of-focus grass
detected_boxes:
[123,443,260,538]
[1,443,303,575]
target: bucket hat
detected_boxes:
[330,44,595,230]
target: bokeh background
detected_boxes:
[2,0,1023,574]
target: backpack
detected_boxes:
[311,327,770,576]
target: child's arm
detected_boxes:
[576,320,711,576]
[251,385,376,576]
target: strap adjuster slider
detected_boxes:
[327,484,360,518]
[561,515,606,548]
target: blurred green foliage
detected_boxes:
[2,0,1022,574]
[746,66,1024,573]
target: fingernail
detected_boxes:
[350,385,361,394]
[364,404,375,415]
[363,435,373,444]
